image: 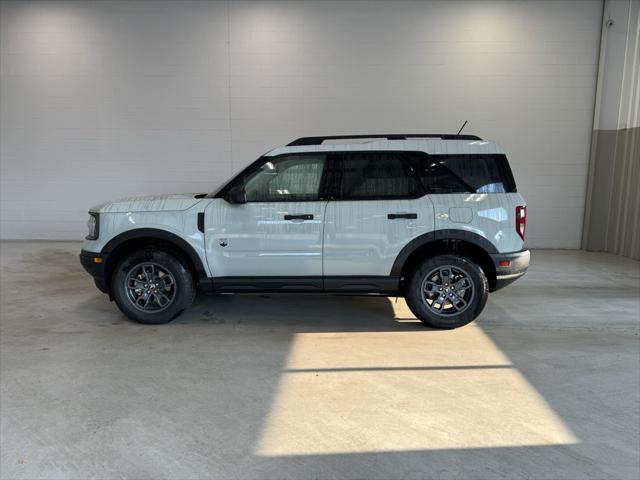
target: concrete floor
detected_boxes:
[0,241,638,480]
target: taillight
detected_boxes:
[516,205,526,241]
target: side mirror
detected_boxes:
[227,185,247,204]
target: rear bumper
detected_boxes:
[490,249,530,291]
[79,250,109,293]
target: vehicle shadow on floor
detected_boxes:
[181,292,426,331]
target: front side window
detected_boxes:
[329,152,423,200]
[242,154,326,202]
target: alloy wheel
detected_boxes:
[420,265,475,316]
[124,262,177,313]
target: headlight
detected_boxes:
[86,212,99,240]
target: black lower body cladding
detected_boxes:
[490,249,530,291]
[80,250,109,293]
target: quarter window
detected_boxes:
[412,154,517,194]
[242,154,326,202]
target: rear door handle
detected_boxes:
[388,213,417,219]
[284,214,314,221]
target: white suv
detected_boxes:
[80,134,529,329]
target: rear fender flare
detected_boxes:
[390,229,497,277]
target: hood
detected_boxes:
[91,193,205,213]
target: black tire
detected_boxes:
[405,254,488,329]
[111,249,195,324]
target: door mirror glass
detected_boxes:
[227,185,247,204]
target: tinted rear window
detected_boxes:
[330,152,423,200]
[411,154,517,194]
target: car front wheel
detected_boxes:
[111,249,195,324]
[405,254,488,329]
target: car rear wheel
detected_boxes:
[405,254,488,329]
[111,249,195,324]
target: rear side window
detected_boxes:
[412,154,517,194]
[329,152,424,200]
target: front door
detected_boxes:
[204,153,328,281]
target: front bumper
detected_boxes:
[80,250,109,293]
[490,249,530,291]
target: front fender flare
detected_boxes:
[101,228,208,278]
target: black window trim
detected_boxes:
[211,150,516,202]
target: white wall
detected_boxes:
[0,0,602,247]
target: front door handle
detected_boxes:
[284,214,314,221]
[388,213,417,220]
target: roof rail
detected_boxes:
[286,133,482,146]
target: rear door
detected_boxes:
[323,151,435,278]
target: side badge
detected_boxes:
[219,238,228,247]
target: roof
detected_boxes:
[266,138,505,157]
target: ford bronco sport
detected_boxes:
[80,134,530,329]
